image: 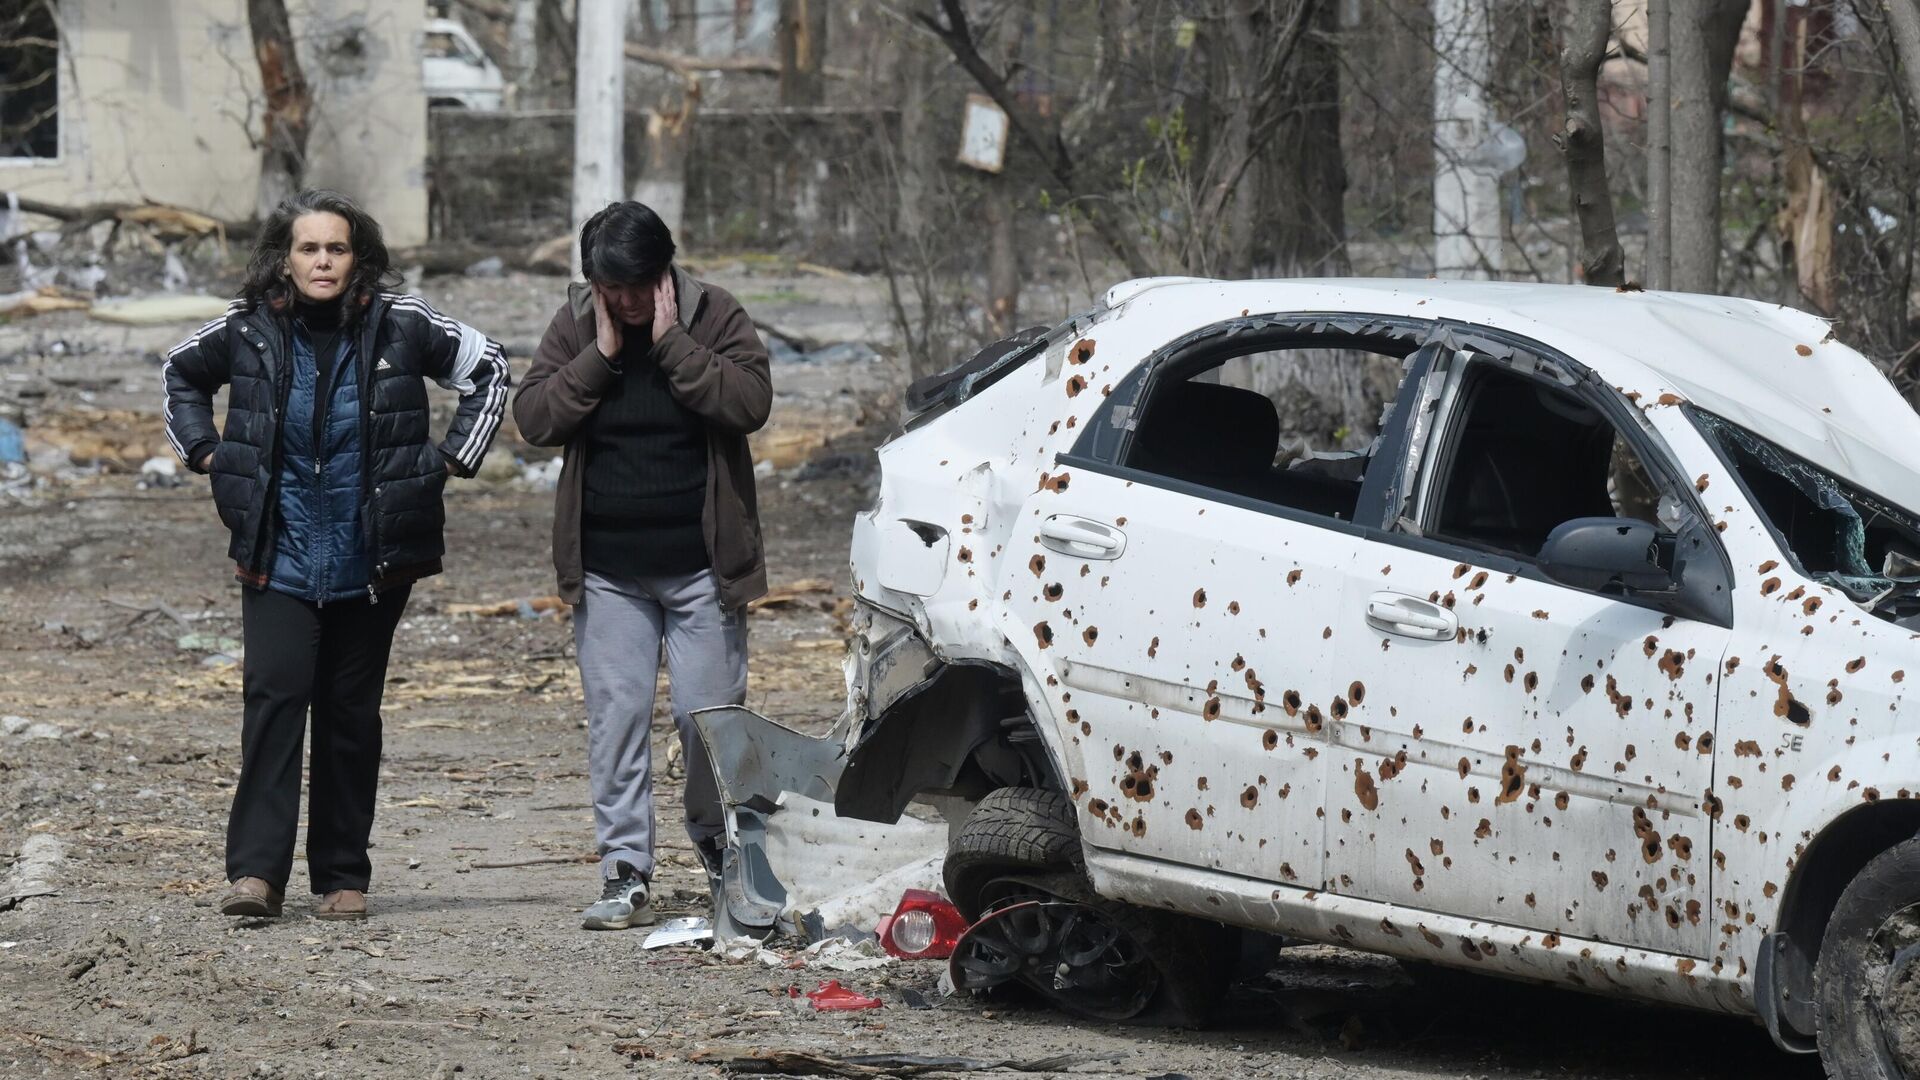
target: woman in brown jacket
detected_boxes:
[512,201,770,930]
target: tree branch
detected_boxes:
[623,41,856,81]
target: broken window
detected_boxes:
[1693,411,1920,601]
[0,0,57,161]
[1121,345,1404,523]
[1418,359,1676,559]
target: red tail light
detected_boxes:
[876,889,969,959]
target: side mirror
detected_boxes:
[1538,517,1676,594]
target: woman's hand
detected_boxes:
[651,275,678,344]
[195,449,214,471]
[591,285,622,360]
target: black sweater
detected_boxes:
[580,338,710,579]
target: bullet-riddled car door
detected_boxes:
[1002,337,1416,889]
[1324,344,1731,959]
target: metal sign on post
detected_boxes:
[957,93,1009,174]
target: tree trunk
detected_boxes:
[572,0,626,276]
[507,0,539,107]
[635,103,694,235]
[1646,0,1672,288]
[777,0,829,107]
[1550,0,1626,287]
[247,0,311,220]
[985,181,1020,337]
[1668,0,1748,293]
[1262,0,1347,278]
[1886,2,1920,134]
[1432,0,1500,277]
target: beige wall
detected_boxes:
[0,0,428,246]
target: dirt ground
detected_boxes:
[0,270,1823,1079]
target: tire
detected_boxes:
[1816,837,1920,1079]
[943,786,1082,921]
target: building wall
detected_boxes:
[0,0,428,246]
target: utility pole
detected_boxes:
[572,0,626,277]
[1646,0,1672,290]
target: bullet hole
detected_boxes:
[1322,627,1332,640]
[1865,787,1882,802]
[1161,750,1173,764]
[1605,675,1633,717]
[1761,577,1782,596]
[1847,656,1867,674]
[1083,626,1099,646]
[1467,787,1481,803]
[956,546,973,564]
[1232,654,1246,671]
[1038,471,1071,493]
[1469,571,1489,589]
[1675,731,1693,751]
[1829,765,1843,782]
[1147,636,1159,658]
[1420,926,1445,948]
[1524,671,1539,693]
[1026,554,1047,581]
[1796,344,1813,356]
[1349,681,1366,705]
[1466,664,1480,679]
[1783,773,1796,791]
[1570,746,1589,771]
[1228,600,1241,615]
[1695,474,1710,492]
[1501,664,1516,684]
[1633,808,1662,863]
[1442,592,1458,609]
[1580,674,1595,693]
[1193,588,1207,608]
[1827,684,1843,706]
[1592,871,1610,891]
[1114,744,1126,761]
[1665,906,1683,930]
[1197,776,1209,791]
[1456,756,1471,779]
[1087,797,1110,818]
[1287,569,1303,586]
[1203,696,1222,721]
[1081,721,1092,735]
[1495,746,1527,804]
[1130,815,1147,838]
[1452,563,1471,578]
[1120,755,1158,802]
[1241,785,1259,808]
[1069,338,1096,364]
[1668,834,1693,860]
[1282,689,1302,716]
[1065,375,1088,397]
[1354,762,1380,811]
[1896,670,1907,683]
[1263,729,1279,750]
[1381,564,1393,575]
[1643,635,1659,658]
[1659,649,1685,680]
[1304,704,1323,733]
[1186,808,1204,830]
[1043,582,1064,602]
[1033,622,1053,648]
[1331,696,1350,720]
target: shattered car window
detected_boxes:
[1693,411,1920,603]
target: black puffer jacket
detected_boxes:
[162,293,509,593]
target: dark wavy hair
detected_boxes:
[579,201,675,285]
[239,189,402,315]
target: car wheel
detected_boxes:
[952,870,1237,1028]
[943,786,1082,921]
[1816,837,1920,1079]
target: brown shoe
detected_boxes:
[218,877,284,917]
[317,889,367,920]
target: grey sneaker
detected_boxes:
[581,868,655,930]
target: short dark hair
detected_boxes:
[579,201,676,285]
[239,188,400,315]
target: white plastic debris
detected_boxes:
[717,935,787,967]
[139,456,180,489]
[803,936,894,973]
[642,916,714,950]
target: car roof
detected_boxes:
[1109,277,1920,514]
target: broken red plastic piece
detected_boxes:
[876,888,970,960]
[804,979,884,1011]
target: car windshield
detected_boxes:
[1693,411,1920,603]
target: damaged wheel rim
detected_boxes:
[1870,904,1920,1073]
[950,890,1160,1021]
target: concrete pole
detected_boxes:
[1646,0,1672,290]
[1432,0,1501,278]
[572,0,627,278]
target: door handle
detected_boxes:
[1039,515,1126,560]
[1365,592,1458,641]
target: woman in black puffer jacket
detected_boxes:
[162,189,509,919]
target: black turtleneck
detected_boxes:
[293,295,348,453]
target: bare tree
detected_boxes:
[778,0,831,105]
[1885,1,1920,126]
[247,0,312,218]
[1669,0,1748,293]
[1548,0,1626,286]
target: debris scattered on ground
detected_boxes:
[716,1049,1124,1076]
[1,286,91,318]
[445,595,568,618]
[643,917,715,950]
[2,714,66,740]
[139,455,180,489]
[87,295,231,326]
[802,937,893,973]
[0,417,24,463]
[748,578,838,612]
[798,980,883,1011]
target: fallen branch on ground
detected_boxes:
[468,855,595,870]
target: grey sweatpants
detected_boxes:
[576,569,747,880]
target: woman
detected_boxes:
[162,189,509,919]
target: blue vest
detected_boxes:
[268,323,369,602]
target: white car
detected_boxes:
[699,278,1920,1076]
[421,18,504,110]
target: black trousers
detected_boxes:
[228,584,410,894]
